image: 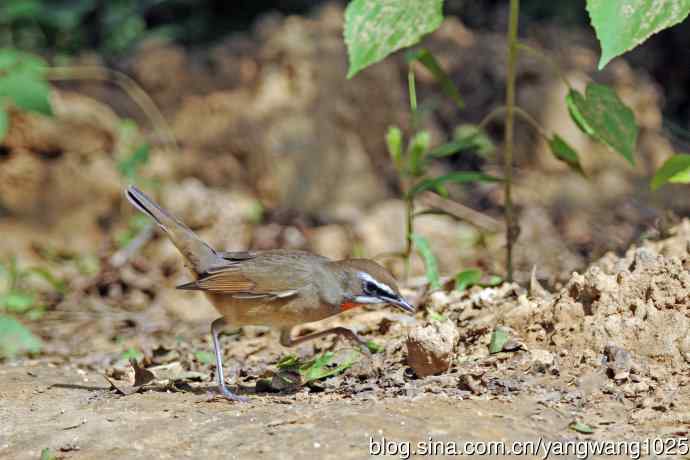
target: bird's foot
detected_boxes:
[208,385,249,403]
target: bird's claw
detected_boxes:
[210,386,249,403]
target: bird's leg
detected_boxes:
[210,317,248,402]
[280,327,371,356]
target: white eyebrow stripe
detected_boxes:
[358,272,396,297]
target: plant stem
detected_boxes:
[504,0,520,282]
[515,42,572,89]
[478,105,550,140]
[404,196,414,279]
[404,68,419,280]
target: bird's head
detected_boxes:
[335,259,415,313]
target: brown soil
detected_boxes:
[2,221,690,459]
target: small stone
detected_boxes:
[604,343,632,382]
[530,349,558,375]
[406,320,459,378]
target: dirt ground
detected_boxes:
[0,364,571,460]
[0,361,673,460]
[2,221,690,459]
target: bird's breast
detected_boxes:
[205,290,340,328]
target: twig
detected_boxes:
[516,42,572,89]
[109,223,156,268]
[417,192,503,233]
[478,105,550,141]
[46,66,179,155]
[503,0,520,282]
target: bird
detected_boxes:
[124,185,415,402]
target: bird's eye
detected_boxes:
[363,281,378,295]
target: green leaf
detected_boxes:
[489,327,510,354]
[366,340,384,354]
[650,154,690,190]
[116,214,150,248]
[454,124,495,157]
[0,49,47,76]
[428,125,495,159]
[194,351,214,365]
[122,347,143,361]
[408,172,501,198]
[570,421,594,434]
[117,143,150,181]
[411,233,441,290]
[0,314,42,358]
[405,48,464,109]
[586,0,690,70]
[345,0,444,78]
[427,310,446,321]
[407,130,430,176]
[277,354,300,369]
[455,269,482,291]
[26,267,66,294]
[300,351,359,382]
[485,275,503,287]
[386,125,403,170]
[549,134,586,176]
[427,139,474,158]
[566,84,637,165]
[0,72,53,116]
[0,108,7,142]
[40,447,57,460]
[2,291,35,313]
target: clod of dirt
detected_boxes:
[406,320,459,378]
[530,349,559,375]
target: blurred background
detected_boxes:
[1,0,689,358]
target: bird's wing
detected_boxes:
[176,250,314,300]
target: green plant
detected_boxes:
[382,54,500,285]
[0,49,54,141]
[0,257,66,359]
[344,0,690,281]
[277,349,361,384]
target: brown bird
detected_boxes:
[125,186,414,402]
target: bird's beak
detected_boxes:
[389,296,416,313]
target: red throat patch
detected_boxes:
[340,301,363,311]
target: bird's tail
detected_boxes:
[125,185,218,274]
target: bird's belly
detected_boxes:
[205,293,337,328]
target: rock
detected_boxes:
[530,349,559,375]
[406,320,459,378]
[604,343,632,381]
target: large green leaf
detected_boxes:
[408,171,501,198]
[344,0,444,78]
[0,315,42,358]
[650,154,690,190]
[586,0,690,70]
[411,233,441,290]
[405,48,464,109]
[566,84,637,165]
[549,134,585,176]
[0,72,53,116]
